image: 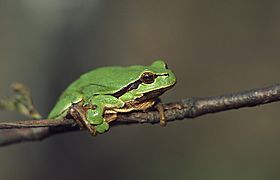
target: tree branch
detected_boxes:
[1,83,280,146]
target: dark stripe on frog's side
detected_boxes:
[112,73,169,98]
[112,79,142,98]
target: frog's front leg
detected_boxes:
[85,95,125,135]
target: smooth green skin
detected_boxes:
[48,60,176,133]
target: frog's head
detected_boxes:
[139,60,177,92]
[118,60,176,102]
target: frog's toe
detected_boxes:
[95,121,110,134]
[86,109,103,125]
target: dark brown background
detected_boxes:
[1,1,280,179]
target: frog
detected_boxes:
[48,60,176,135]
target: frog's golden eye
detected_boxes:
[140,72,156,84]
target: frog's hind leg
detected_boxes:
[69,104,97,135]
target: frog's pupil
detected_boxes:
[141,72,155,84]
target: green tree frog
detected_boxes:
[48,60,176,135]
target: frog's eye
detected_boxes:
[140,72,156,84]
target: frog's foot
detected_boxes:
[84,95,125,135]
[155,103,166,126]
[94,121,110,134]
[86,108,111,135]
[89,113,117,134]
[69,105,97,136]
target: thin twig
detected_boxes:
[0,84,280,146]
[0,83,42,119]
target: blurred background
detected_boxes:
[1,0,280,179]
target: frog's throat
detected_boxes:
[133,85,174,103]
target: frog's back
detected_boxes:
[73,66,145,93]
[48,66,145,119]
